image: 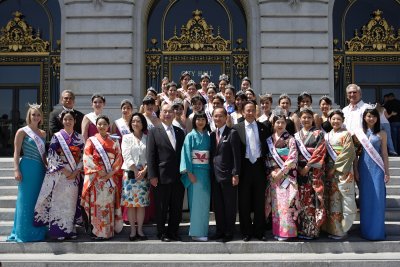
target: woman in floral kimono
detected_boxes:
[266,110,299,241]
[295,107,326,240]
[322,109,356,239]
[82,115,123,240]
[34,111,84,240]
[180,112,211,242]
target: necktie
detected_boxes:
[166,126,176,150]
[216,129,220,144]
[248,123,257,163]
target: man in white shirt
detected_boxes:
[342,84,371,135]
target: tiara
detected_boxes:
[187,80,196,86]
[28,103,42,109]
[327,108,342,116]
[299,105,314,113]
[299,91,311,97]
[168,81,177,87]
[207,82,216,88]
[272,106,285,117]
[201,73,210,79]
[279,93,289,98]
[219,74,229,82]
[320,95,331,101]
[259,93,272,98]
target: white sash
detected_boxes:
[115,118,131,136]
[192,150,209,164]
[354,129,385,172]
[324,133,337,161]
[89,136,112,173]
[162,94,169,103]
[55,131,77,170]
[294,132,312,161]
[198,90,208,102]
[22,126,46,161]
[86,112,98,126]
[266,137,285,170]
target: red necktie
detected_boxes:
[216,129,220,144]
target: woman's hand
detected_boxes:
[67,169,80,180]
[14,170,22,182]
[136,169,146,180]
[188,172,197,184]
[384,174,390,184]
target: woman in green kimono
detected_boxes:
[180,112,211,242]
[322,109,356,239]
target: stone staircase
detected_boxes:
[0,157,400,266]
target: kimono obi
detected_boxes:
[276,147,289,156]
[192,150,209,164]
[332,145,343,152]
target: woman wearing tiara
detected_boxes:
[178,71,191,98]
[218,74,229,99]
[183,80,199,119]
[322,109,356,239]
[198,73,210,103]
[8,104,48,242]
[34,111,85,240]
[295,107,327,240]
[81,115,123,240]
[112,99,133,139]
[278,94,299,135]
[356,108,390,240]
[265,107,299,241]
[81,94,106,141]
[317,96,333,133]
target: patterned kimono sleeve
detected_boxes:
[111,139,123,172]
[74,133,85,171]
[335,132,356,174]
[83,138,103,175]
[307,131,326,169]
[286,137,298,183]
[46,135,64,174]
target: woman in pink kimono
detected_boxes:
[266,109,299,241]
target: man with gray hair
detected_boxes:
[49,90,84,135]
[342,84,370,135]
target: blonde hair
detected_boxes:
[25,104,43,126]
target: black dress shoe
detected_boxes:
[222,235,233,243]
[242,235,251,242]
[169,234,182,241]
[257,235,268,242]
[161,235,171,242]
[129,235,137,241]
[210,233,224,240]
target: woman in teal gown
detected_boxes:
[358,108,390,240]
[180,112,211,241]
[7,105,48,242]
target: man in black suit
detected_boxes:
[147,103,185,242]
[49,90,84,135]
[233,101,272,241]
[210,107,241,242]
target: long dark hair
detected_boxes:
[129,112,148,134]
[192,112,209,132]
[362,108,381,134]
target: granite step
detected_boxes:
[0,185,18,196]
[1,253,400,267]
[0,177,17,186]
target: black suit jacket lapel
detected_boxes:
[216,127,229,152]
[237,122,246,146]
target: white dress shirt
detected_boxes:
[244,120,261,162]
[343,100,370,134]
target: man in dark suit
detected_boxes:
[233,101,272,241]
[147,103,185,242]
[49,90,84,135]
[210,107,241,242]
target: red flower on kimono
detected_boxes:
[193,153,208,162]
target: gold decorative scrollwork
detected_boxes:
[233,54,248,80]
[333,55,343,84]
[163,9,231,52]
[345,10,400,52]
[146,54,161,79]
[0,11,49,53]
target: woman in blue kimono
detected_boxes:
[180,112,211,242]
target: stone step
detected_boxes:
[1,252,400,267]
[0,185,18,196]
[0,195,16,208]
[387,175,400,185]
[0,208,15,221]
[387,185,400,195]
[386,195,400,208]
[0,177,17,186]
[1,231,400,255]
[0,158,13,168]
[390,168,400,176]
[0,168,14,177]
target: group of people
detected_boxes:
[7,73,392,243]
